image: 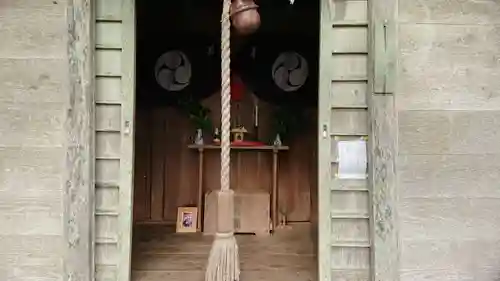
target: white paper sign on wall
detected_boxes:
[336,140,367,179]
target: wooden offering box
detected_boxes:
[188,144,289,233]
[203,190,270,235]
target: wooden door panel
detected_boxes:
[318,0,371,280]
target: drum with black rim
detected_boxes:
[238,33,319,107]
[136,33,221,107]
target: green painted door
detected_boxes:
[94,0,136,280]
[318,0,371,280]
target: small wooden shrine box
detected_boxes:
[231,126,248,142]
[203,190,270,236]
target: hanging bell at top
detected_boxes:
[230,0,261,35]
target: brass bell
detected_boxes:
[230,0,261,35]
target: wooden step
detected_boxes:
[331,211,369,219]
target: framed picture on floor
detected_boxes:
[176,207,198,233]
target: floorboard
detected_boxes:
[131,223,317,281]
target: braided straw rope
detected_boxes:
[204,1,240,281]
[220,0,231,192]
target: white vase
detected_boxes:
[194,129,204,145]
[273,134,282,147]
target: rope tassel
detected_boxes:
[205,190,240,281]
[205,0,240,280]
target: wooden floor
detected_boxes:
[131,223,317,281]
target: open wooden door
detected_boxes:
[318,0,372,280]
[94,0,136,281]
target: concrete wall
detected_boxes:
[398,0,500,280]
[0,1,68,280]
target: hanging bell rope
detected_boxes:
[204,0,240,280]
[205,0,260,280]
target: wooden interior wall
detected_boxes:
[133,92,318,224]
